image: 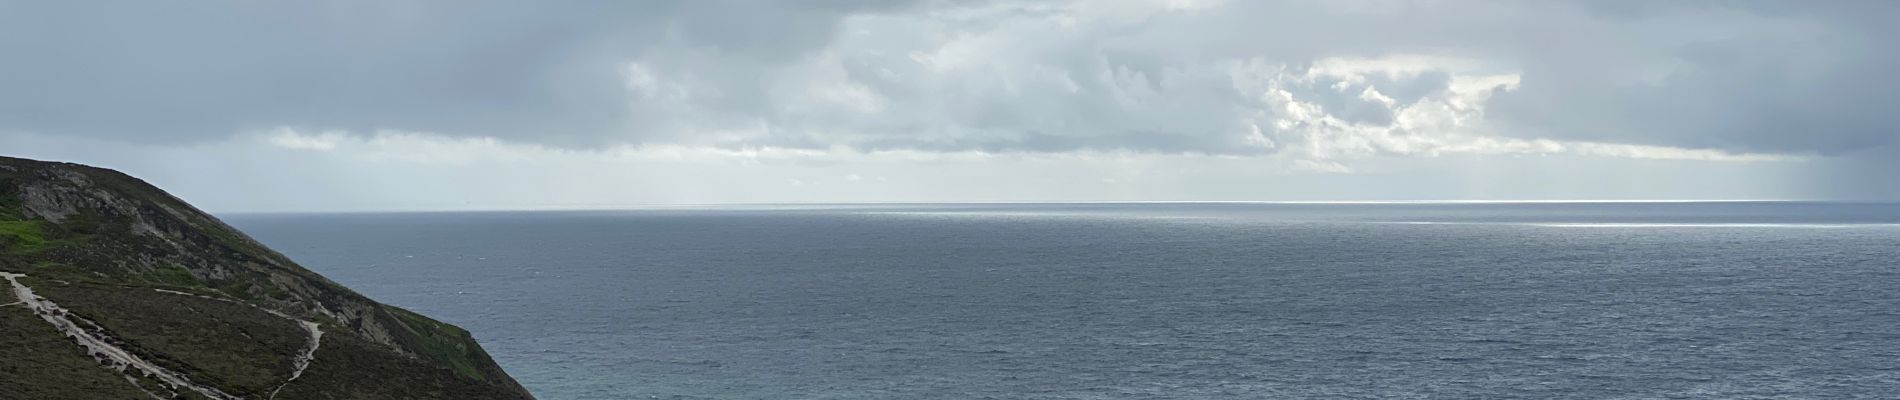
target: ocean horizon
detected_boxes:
[226,202,1900,398]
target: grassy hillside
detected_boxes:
[0,156,534,399]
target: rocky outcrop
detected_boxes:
[0,156,533,399]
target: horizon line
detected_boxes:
[215,198,1887,215]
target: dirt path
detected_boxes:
[146,288,325,399]
[267,319,324,399]
[2,272,244,400]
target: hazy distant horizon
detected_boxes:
[209,198,1899,216]
[6,1,1898,210]
[228,201,1900,397]
[8,3,1900,396]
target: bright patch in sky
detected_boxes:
[1,1,1894,210]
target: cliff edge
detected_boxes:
[0,156,534,399]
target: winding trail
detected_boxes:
[266,320,324,399]
[148,288,325,400]
[0,272,328,400]
[2,272,243,400]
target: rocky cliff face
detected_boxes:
[0,156,534,399]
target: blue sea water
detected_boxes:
[225,202,1900,399]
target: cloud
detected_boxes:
[2,0,1893,195]
[1,128,1810,212]
[1484,2,1900,156]
[0,0,920,147]
[263,129,350,151]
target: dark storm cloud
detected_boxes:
[1487,2,1900,156]
[0,0,916,147]
[1,0,1897,161]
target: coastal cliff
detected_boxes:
[0,156,534,399]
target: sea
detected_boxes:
[225,202,1900,399]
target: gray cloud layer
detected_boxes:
[0,0,916,146]
[1486,2,1900,155]
[3,0,1896,160]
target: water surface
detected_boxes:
[228,202,1900,398]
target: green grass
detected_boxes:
[26,262,91,281]
[215,281,253,300]
[0,303,156,399]
[0,157,531,398]
[271,332,529,400]
[143,264,202,287]
[38,284,307,397]
[0,220,45,251]
[0,176,21,221]
[388,307,485,381]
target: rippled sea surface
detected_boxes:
[227,202,1900,399]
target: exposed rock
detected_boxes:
[0,156,534,399]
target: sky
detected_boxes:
[2,0,1896,212]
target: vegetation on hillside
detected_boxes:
[0,156,533,399]
[0,305,157,400]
